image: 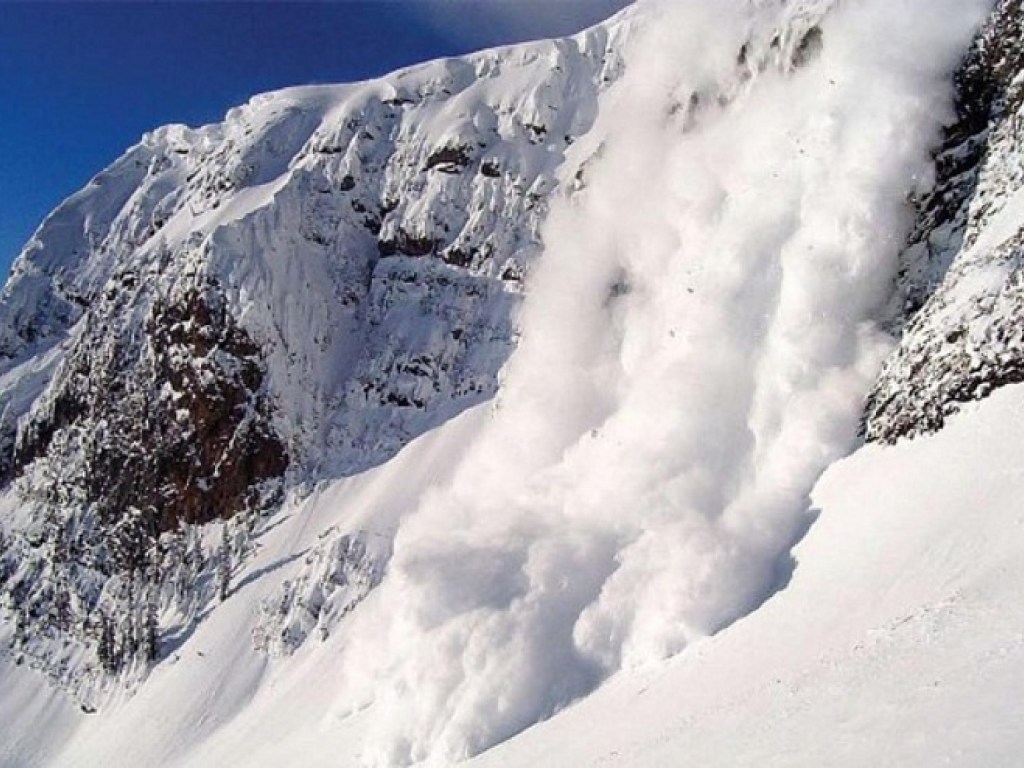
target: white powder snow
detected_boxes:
[335,1,990,764]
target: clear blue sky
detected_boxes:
[0,0,630,278]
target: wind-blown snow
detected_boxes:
[333,0,989,764]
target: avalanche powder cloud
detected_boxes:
[338,0,991,764]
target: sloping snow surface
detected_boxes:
[7,376,1024,767]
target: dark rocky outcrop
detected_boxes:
[865,0,1024,443]
[425,144,474,173]
[16,274,286,549]
[378,228,441,258]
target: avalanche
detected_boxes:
[337,0,990,764]
[0,0,1014,766]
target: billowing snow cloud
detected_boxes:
[338,0,990,764]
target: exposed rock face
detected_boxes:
[865,0,1024,442]
[10,260,288,551]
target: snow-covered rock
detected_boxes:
[0,12,634,690]
[866,0,1024,442]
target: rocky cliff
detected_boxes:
[866,0,1024,441]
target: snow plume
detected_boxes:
[342,0,989,764]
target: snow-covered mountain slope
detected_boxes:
[0,404,492,768]
[0,10,635,701]
[7,358,1024,768]
[0,12,632,488]
[4,0,1024,765]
